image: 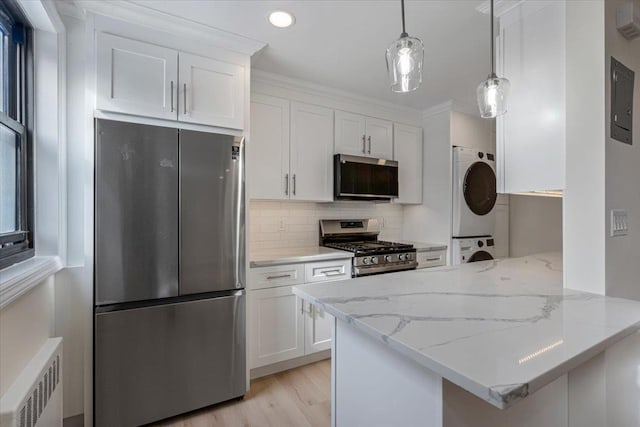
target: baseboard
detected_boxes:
[250,350,331,380]
[63,414,84,427]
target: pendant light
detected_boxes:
[386,0,424,93]
[476,0,510,118]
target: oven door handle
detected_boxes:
[353,261,418,276]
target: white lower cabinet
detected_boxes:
[250,285,305,369]
[249,259,351,370]
[304,301,333,354]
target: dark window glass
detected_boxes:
[0,1,32,270]
[463,162,497,216]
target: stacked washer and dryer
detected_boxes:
[452,146,498,264]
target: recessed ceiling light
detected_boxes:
[269,11,295,28]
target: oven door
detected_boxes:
[334,154,398,201]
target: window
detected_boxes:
[0,2,32,270]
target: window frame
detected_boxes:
[0,1,34,271]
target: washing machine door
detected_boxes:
[468,250,494,263]
[463,162,497,216]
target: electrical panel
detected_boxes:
[611,57,635,145]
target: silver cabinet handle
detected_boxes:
[170,80,174,112]
[266,274,292,280]
[285,173,289,196]
[362,134,366,153]
[322,269,343,276]
[300,300,306,315]
[183,83,187,114]
[367,136,371,154]
[425,257,441,262]
[292,174,296,196]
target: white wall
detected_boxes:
[450,111,493,153]
[563,0,607,294]
[509,195,563,257]
[403,107,494,261]
[0,278,54,396]
[605,0,640,300]
[403,109,452,249]
[250,201,404,250]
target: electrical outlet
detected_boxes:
[278,219,286,231]
[611,209,629,237]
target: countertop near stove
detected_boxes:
[250,246,353,268]
[292,252,640,409]
[397,240,447,252]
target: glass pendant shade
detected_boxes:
[386,35,424,93]
[476,73,510,118]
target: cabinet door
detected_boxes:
[304,301,334,354]
[96,33,178,120]
[249,94,290,200]
[335,110,367,156]
[366,117,393,159]
[249,286,305,369]
[290,102,334,202]
[393,123,423,204]
[497,1,565,193]
[178,52,245,129]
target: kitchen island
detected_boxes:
[292,253,640,427]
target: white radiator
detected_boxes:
[0,338,63,427]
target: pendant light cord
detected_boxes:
[401,0,407,37]
[490,0,495,75]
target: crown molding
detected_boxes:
[68,0,267,56]
[251,69,423,118]
[422,100,480,119]
[476,0,525,17]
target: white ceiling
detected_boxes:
[131,0,492,112]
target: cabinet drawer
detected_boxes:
[249,264,304,290]
[416,250,446,269]
[305,259,352,283]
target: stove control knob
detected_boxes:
[384,255,392,263]
[398,254,405,261]
[371,256,378,264]
[362,257,370,265]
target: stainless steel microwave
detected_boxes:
[334,154,399,201]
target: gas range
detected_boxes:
[319,219,417,277]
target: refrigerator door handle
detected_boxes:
[234,136,246,289]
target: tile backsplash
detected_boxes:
[250,201,404,251]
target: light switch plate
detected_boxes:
[611,209,629,237]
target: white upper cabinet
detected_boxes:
[497,1,565,193]
[366,117,394,159]
[249,97,333,202]
[290,102,334,202]
[178,52,245,129]
[335,111,367,156]
[393,123,423,204]
[96,32,245,129]
[97,32,178,120]
[249,94,290,200]
[335,111,393,159]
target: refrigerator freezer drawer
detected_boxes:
[95,293,246,427]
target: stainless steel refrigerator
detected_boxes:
[94,119,246,426]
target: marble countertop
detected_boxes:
[292,253,640,409]
[250,246,353,268]
[397,240,447,252]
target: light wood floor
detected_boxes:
[154,359,331,427]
